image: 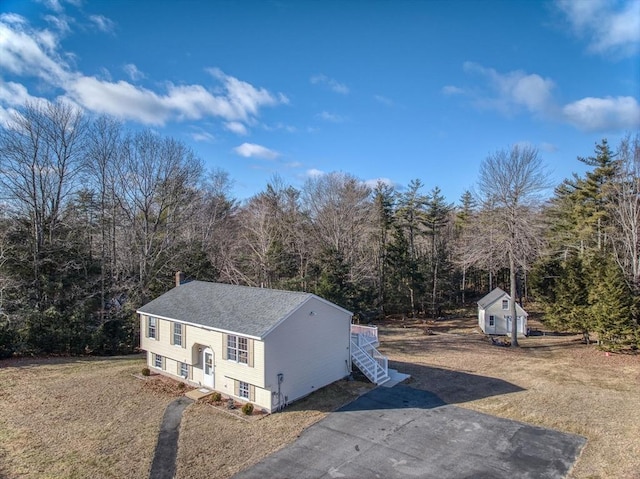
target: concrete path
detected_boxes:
[234,385,586,479]
[149,396,193,479]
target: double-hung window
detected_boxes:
[501,299,509,310]
[148,317,157,339]
[179,361,188,378]
[173,322,183,347]
[154,354,163,369]
[489,315,495,327]
[238,381,250,399]
[227,335,249,364]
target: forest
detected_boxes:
[0,100,638,357]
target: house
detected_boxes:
[477,287,528,336]
[138,274,389,413]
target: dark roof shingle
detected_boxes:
[137,281,315,338]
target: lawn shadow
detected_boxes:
[0,353,145,368]
[339,361,524,413]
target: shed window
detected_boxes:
[501,299,509,310]
[489,315,495,327]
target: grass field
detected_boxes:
[0,315,638,479]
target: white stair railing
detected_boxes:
[350,337,389,385]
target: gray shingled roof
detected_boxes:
[137,281,315,338]
[477,287,508,309]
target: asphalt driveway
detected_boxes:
[234,385,586,479]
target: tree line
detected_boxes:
[0,100,637,356]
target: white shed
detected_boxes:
[477,287,528,336]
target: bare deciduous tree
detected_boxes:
[610,134,640,321]
[476,145,550,346]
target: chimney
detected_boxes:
[175,271,185,287]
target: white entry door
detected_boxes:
[203,348,214,388]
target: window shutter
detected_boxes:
[170,322,174,345]
[222,334,228,360]
[249,385,255,402]
[234,379,239,396]
[248,339,254,367]
[181,325,186,349]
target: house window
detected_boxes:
[173,322,183,347]
[238,381,250,399]
[154,354,162,369]
[148,317,157,339]
[502,299,509,310]
[227,335,249,364]
[179,361,188,378]
[489,315,495,327]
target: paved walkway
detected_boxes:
[149,396,193,479]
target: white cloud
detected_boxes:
[0,15,289,128]
[189,130,215,142]
[363,177,395,189]
[562,96,640,131]
[37,0,64,13]
[89,14,115,33]
[285,161,302,168]
[310,74,349,94]
[224,121,248,135]
[233,142,280,160]
[374,94,394,106]
[462,62,555,115]
[66,76,172,124]
[441,85,465,96]
[447,61,638,132]
[123,63,144,81]
[0,15,69,83]
[317,111,345,123]
[306,168,325,178]
[555,0,640,57]
[44,14,72,34]
[540,142,559,153]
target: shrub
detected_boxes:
[177,381,186,390]
[141,367,151,377]
[241,402,254,415]
[211,392,222,402]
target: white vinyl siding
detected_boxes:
[264,297,351,410]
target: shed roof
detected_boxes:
[477,287,528,316]
[477,287,508,309]
[137,281,347,338]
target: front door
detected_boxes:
[203,348,214,388]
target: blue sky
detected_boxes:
[1,0,639,203]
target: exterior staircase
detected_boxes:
[350,324,390,385]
